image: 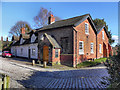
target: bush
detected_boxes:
[106,45,120,88]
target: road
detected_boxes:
[0,57,110,88]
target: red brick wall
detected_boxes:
[73,19,97,65]
[60,54,73,65]
[97,28,109,58]
[52,48,60,64]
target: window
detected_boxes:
[21,48,23,55]
[55,49,58,58]
[79,41,84,54]
[102,31,104,39]
[99,44,102,53]
[85,23,89,34]
[32,48,35,56]
[91,43,94,53]
[60,37,68,54]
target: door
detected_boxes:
[28,49,30,59]
[103,43,107,57]
[43,45,49,62]
[15,49,17,57]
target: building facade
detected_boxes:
[10,14,113,67]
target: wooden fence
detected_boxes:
[0,74,10,89]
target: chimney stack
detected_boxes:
[48,14,55,24]
[1,36,3,41]
[6,37,8,41]
[21,27,25,34]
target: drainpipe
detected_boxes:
[96,34,97,59]
[73,29,77,68]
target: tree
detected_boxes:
[34,7,61,28]
[106,45,120,88]
[93,18,114,45]
[9,21,31,37]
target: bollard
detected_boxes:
[0,77,2,90]
[6,76,10,88]
[0,74,10,89]
[3,75,6,89]
[43,61,47,68]
[32,60,35,66]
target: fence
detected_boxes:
[0,74,10,89]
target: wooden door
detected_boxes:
[43,45,49,62]
[103,43,107,57]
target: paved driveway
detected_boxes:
[0,57,110,88]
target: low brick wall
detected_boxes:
[60,54,73,66]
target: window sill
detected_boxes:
[79,53,84,55]
[85,33,89,35]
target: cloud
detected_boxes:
[112,35,118,43]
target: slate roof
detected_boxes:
[27,30,36,34]
[12,40,20,46]
[44,33,61,49]
[36,14,97,34]
[11,14,97,46]
[96,25,110,38]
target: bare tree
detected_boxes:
[9,21,31,37]
[34,7,61,28]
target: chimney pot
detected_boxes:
[6,37,8,41]
[21,27,26,34]
[1,36,3,41]
[48,14,55,24]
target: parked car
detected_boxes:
[2,51,12,58]
[0,51,2,56]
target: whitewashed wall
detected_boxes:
[17,45,28,58]
[11,43,38,59]
[11,46,15,55]
[30,43,38,59]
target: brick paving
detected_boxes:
[0,57,110,88]
[20,68,110,88]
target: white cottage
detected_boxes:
[11,30,38,60]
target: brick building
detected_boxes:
[36,14,97,67]
[10,13,113,67]
[96,26,111,58]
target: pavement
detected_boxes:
[0,56,110,88]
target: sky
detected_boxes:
[0,2,119,47]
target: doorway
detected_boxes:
[43,45,49,62]
[103,43,107,57]
[28,48,31,59]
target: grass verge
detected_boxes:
[77,58,107,68]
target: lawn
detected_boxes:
[77,58,107,68]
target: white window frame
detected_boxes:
[102,31,104,40]
[21,48,23,55]
[32,48,35,56]
[99,44,102,53]
[79,41,84,55]
[85,23,89,34]
[91,43,94,53]
[55,49,59,58]
[31,34,36,43]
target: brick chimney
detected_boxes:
[21,27,25,34]
[48,14,55,24]
[1,36,3,41]
[6,37,8,41]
